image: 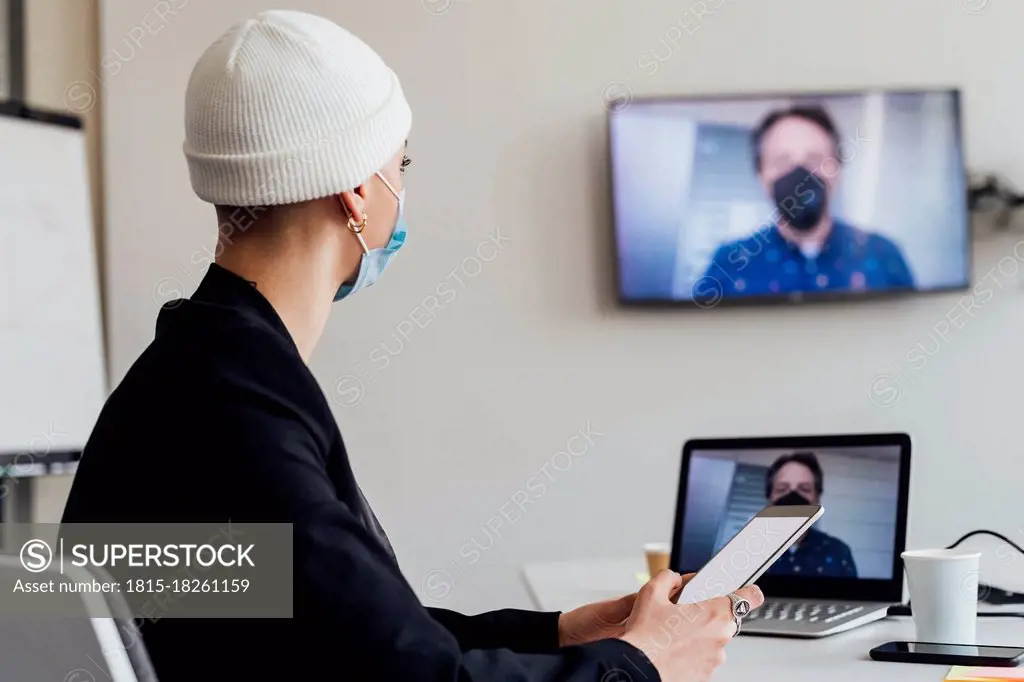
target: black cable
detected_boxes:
[968,174,1024,229]
[946,530,1024,558]
[948,530,1024,610]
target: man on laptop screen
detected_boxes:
[765,451,857,578]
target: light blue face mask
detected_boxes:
[334,171,407,302]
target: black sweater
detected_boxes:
[62,264,657,682]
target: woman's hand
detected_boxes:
[557,592,637,646]
[619,570,764,682]
[556,571,703,646]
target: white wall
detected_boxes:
[99,0,1024,612]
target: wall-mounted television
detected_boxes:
[608,88,970,307]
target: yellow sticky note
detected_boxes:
[946,666,1024,681]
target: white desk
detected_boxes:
[523,557,1024,682]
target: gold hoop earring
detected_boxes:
[347,215,367,234]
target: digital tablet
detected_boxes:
[676,504,823,605]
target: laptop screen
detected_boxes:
[675,444,902,582]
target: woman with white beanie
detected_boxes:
[62,10,759,682]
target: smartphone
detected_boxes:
[869,641,1024,667]
[675,504,823,605]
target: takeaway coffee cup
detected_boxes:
[902,548,981,644]
[644,543,671,578]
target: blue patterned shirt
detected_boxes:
[701,220,914,297]
[767,527,858,578]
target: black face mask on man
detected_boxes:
[773,490,814,507]
[771,165,828,232]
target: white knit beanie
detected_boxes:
[183,10,412,206]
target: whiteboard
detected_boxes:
[0,111,107,458]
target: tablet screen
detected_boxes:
[678,510,816,604]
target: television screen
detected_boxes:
[609,89,970,306]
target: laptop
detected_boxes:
[670,432,911,637]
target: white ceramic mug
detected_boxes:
[902,549,981,644]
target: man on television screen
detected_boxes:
[699,105,914,298]
[764,451,858,578]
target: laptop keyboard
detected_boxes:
[745,601,865,625]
